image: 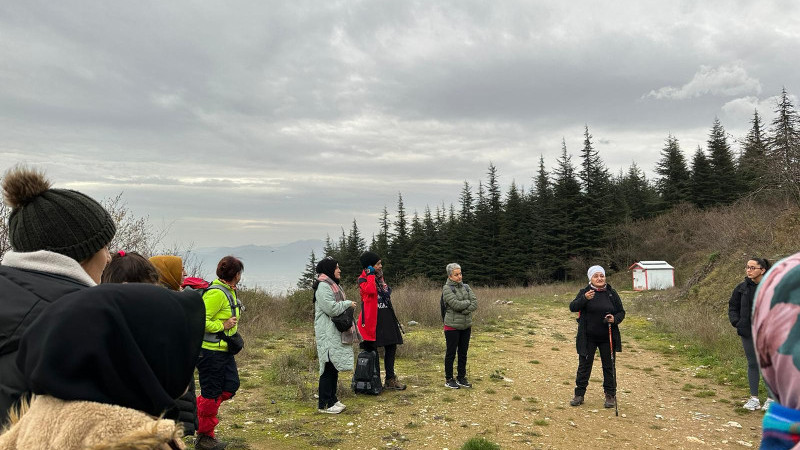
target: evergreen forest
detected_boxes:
[298,88,800,287]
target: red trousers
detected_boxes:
[196,391,234,437]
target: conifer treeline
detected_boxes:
[298,88,800,288]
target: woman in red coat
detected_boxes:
[356,251,406,390]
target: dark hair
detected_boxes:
[101,251,159,284]
[216,255,244,282]
[750,257,772,271]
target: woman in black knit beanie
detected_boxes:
[0,165,116,426]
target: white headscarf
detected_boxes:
[587,265,605,281]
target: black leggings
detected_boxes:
[359,341,398,380]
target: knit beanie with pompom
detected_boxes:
[2,165,116,262]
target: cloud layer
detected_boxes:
[1,1,798,247]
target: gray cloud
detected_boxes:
[1,0,799,248]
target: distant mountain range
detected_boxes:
[184,239,323,294]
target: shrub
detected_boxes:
[461,437,501,450]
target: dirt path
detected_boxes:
[221,298,764,449]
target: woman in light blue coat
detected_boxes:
[314,256,358,414]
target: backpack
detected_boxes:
[351,350,382,395]
[441,284,470,322]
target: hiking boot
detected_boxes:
[569,395,584,406]
[444,378,460,389]
[385,376,407,390]
[195,434,228,450]
[318,403,345,414]
[456,377,472,388]
[604,394,616,408]
[743,397,761,411]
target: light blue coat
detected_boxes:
[314,282,355,374]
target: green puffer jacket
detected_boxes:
[442,279,478,330]
[314,283,355,374]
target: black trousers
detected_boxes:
[197,349,240,399]
[318,361,339,409]
[359,341,398,380]
[444,327,471,380]
[574,338,615,397]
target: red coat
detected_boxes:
[357,271,377,341]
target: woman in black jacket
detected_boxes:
[728,256,771,411]
[568,265,625,408]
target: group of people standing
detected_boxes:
[2,164,797,449]
[0,166,243,450]
[312,253,478,413]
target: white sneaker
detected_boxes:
[743,397,761,411]
[318,404,345,414]
[334,401,346,410]
[763,398,775,411]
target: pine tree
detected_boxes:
[655,134,690,208]
[551,139,583,280]
[616,163,658,221]
[387,193,409,279]
[767,87,800,202]
[528,155,559,282]
[406,210,424,276]
[690,146,715,208]
[498,180,529,283]
[475,164,503,284]
[706,118,739,205]
[576,126,613,259]
[372,206,391,258]
[738,110,769,192]
[296,250,317,290]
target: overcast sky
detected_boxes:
[1,1,798,249]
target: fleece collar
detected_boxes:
[1,250,96,286]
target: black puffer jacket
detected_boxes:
[728,277,757,338]
[166,378,198,435]
[0,267,88,425]
[569,283,625,357]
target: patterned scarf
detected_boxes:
[317,273,346,303]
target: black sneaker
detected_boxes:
[444,378,460,389]
[456,377,472,388]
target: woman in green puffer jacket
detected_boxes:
[314,256,358,414]
[442,263,478,389]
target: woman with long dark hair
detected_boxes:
[196,256,244,450]
[313,256,357,414]
[729,256,771,411]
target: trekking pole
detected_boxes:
[608,322,619,417]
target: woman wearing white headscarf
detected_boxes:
[568,265,625,409]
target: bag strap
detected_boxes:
[206,284,240,317]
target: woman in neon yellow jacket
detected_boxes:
[195,256,244,450]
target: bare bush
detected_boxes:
[102,193,169,256]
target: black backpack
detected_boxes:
[351,350,382,395]
[440,284,470,321]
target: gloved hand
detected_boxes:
[365,266,376,275]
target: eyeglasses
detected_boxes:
[745,266,763,271]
